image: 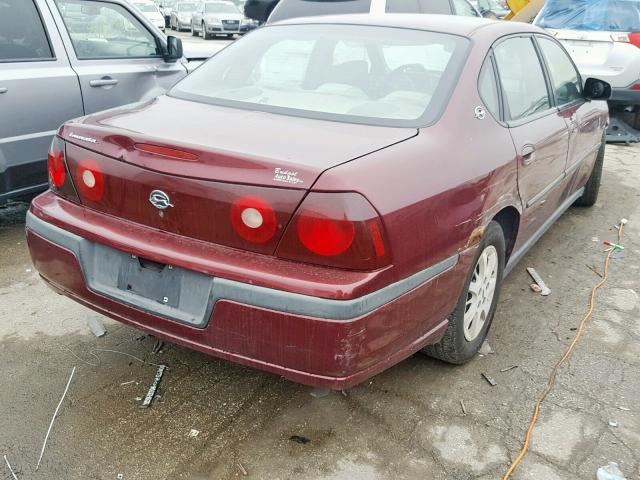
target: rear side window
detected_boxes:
[452,0,480,16]
[0,0,54,62]
[268,0,371,23]
[55,0,161,59]
[385,0,451,14]
[493,36,551,121]
[537,37,582,106]
[478,57,500,119]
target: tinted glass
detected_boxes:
[385,0,451,14]
[478,58,499,119]
[268,0,371,23]
[205,2,240,13]
[56,0,160,59]
[538,37,582,105]
[494,37,551,121]
[452,0,479,16]
[535,0,640,32]
[0,0,53,62]
[171,24,469,127]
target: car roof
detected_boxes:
[272,13,546,38]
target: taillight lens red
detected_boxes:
[277,192,390,270]
[612,32,640,48]
[47,136,66,188]
[75,159,105,202]
[629,32,640,48]
[230,195,277,244]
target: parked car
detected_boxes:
[170,1,197,30]
[191,1,256,38]
[133,0,166,31]
[157,0,177,26]
[470,0,509,18]
[247,0,481,24]
[0,0,192,205]
[27,15,610,389]
[534,0,640,134]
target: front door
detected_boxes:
[493,35,570,240]
[0,0,83,199]
[49,0,187,115]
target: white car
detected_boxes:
[535,0,640,118]
[133,0,166,30]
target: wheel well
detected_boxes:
[492,207,520,262]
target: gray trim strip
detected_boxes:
[505,187,584,276]
[26,211,458,322]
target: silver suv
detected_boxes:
[0,0,187,204]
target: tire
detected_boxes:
[423,221,505,364]
[191,22,198,36]
[574,133,605,207]
[226,34,234,38]
[202,22,210,39]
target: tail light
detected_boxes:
[230,195,277,244]
[47,136,79,202]
[276,192,390,270]
[74,159,105,202]
[611,32,640,48]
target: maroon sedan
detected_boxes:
[27,15,610,389]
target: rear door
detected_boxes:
[493,35,570,239]
[0,0,83,200]
[48,0,186,115]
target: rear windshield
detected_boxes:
[535,0,640,32]
[170,24,469,127]
[268,0,371,23]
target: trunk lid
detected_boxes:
[59,95,416,254]
[550,29,616,66]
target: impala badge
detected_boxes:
[149,190,174,210]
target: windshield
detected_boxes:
[535,0,640,32]
[205,2,240,13]
[177,2,196,11]
[170,24,469,127]
[136,4,159,12]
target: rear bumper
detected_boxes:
[26,194,471,389]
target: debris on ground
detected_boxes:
[460,400,467,415]
[587,264,604,278]
[529,283,542,293]
[478,341,494,355]
[140,365,167,408]
[119,380,136,386]
[618,406,631,411]
[500,365,518,373]
[36,366,77,471]
[608,420,618,428]
[87,318,106,338]
[237,462,248,476]
[151,338,164,354]
[596,462,627,480]
[289,435,311,444]
[188,429,199,438]
[526,267,551,296]
[310,388,330,399]
[3,454,18,480]
[117,474,124,480]
[481,373,497,386]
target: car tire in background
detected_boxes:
[423,221,505,364]
[191,22,198,36]
[574,133,605,207]
[202,22,211,39]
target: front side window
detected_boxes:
[56,0,160,59]
[171,24,469,127]
[493,36,551,121]
[0,0,53,62]
[537,37,582,105]
[535,0,640,32]
[452,0,480,16]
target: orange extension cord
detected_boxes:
[503,221,626,479]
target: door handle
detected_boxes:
[89,77,119,87]
[0,87,7,94]
[521,145,536,165]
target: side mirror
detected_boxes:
[584,78,611,101]
[164,36,183,63]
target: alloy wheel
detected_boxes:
[464,245,498,342]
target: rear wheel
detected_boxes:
[191,22,198,36]
[574,133,605,207]
[423,221,505,364]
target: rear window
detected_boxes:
[268,0,371,23]
[535,0,640,32]
[170,24,470,127]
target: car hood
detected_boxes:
[58,95,417,187]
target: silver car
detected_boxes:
[0,0,187,204]
[170,1,198,30]
[191,1,251,39]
